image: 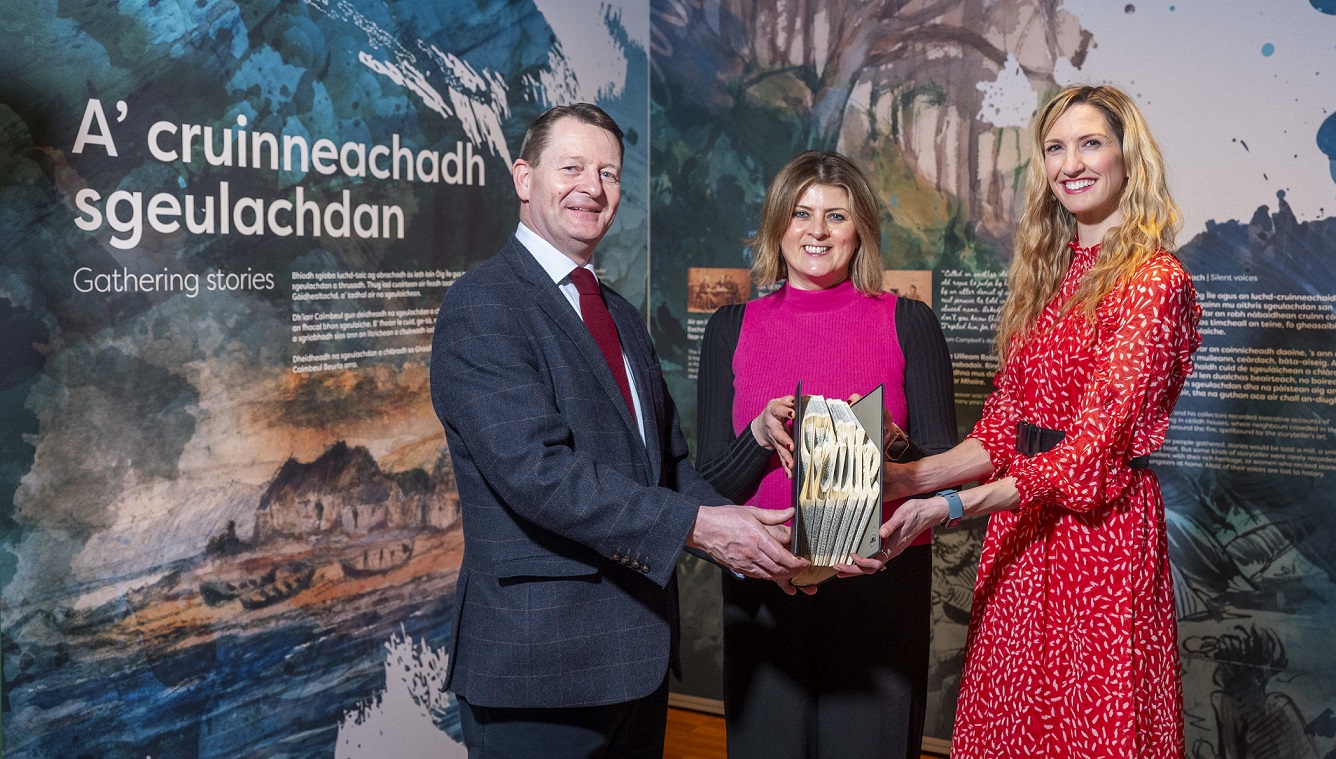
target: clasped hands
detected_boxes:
[688,491,939,593]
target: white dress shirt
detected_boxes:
[515,223,646,443]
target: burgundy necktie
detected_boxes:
[569,267,637,418]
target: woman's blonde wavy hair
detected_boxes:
[995,84,1181,363]
[749,151,884,295]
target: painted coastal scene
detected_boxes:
[4,433,465,758]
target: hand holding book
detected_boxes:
[748,394,797,476]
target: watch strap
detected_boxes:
[937,489,963,528]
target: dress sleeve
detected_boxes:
[694,304,774,503]
[968,340,1027,474]
[897,297,959,455]
[1007,254,1201,514]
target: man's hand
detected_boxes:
[687,505,809,583]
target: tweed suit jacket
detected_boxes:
[430,235,727,709]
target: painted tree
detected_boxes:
[652,0,1089,233]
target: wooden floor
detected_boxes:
[663,707,727,759]
[663,707,942,759]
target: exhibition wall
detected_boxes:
[1,1,647,756]
[2,0,1334,757]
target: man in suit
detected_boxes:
[431,103,808,758]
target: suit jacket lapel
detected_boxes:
[501,239,651,463]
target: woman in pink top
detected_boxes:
[695,151,957,759]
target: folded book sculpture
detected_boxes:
[790,384,884,587]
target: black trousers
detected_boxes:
[457,676,669,759]
[722,545,932,759]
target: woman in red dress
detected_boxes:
[837,84,1201,757]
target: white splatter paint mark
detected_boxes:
[336,628,465,759]
[303,0,513,163]
[977,54,1035,129]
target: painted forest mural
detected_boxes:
[650,1,1336,754]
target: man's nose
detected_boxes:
[579,168,605,198]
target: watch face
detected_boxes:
[883,427,911,461]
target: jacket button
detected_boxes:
[640,564,650,573]
[612,551,622,560]
[630,560,641,570]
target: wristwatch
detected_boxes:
[937,489,963,528]
[883,426,911,462]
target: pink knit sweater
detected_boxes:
[730,280,928,544]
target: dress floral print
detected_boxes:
[953,241,1202,759]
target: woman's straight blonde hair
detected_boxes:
[749,151,884,295]
[995,84,1181,363]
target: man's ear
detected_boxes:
[512,159,531,202]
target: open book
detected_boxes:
[790,384,884,587]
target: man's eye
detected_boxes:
[601,171,620,182]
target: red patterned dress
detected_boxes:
[953,241,1201,758]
